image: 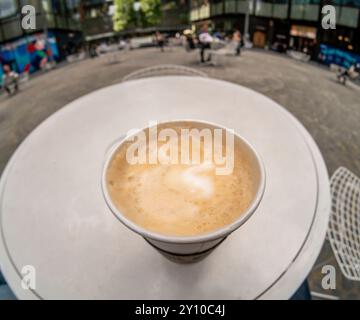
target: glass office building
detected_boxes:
[190,0,360,58]
[160,0,191,31]
[79,0,115,42]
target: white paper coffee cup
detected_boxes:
[102,120,266,262]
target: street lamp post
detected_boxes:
[133,1,141,29]
[244,0,253,44]
[38,0,54,65]
[39,0,48,44]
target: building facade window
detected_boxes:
[290,0,320,21]
[2,19,22,39]
[199,2,210,19]
[255,0,273,17]
[210,0,224,16]
[238,0,254,13]
[273,0,288,19]
[225,0,237,13]
[190,0,210,21]
[0,0,17,19]
[338,6,359,27]
[19,0,42,12]
[329,0,360,28]
[254,0,288,18]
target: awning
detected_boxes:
[85,32,116,42]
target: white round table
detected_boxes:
[0,77,330,299]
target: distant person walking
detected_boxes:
[233,30,242,56]
[2,64,19,96]
[336,62,360,85]
[308,39,318,61]
[183,30,195,51]
[198,25,213,63]
[89,43,98,58]
[155,31,165,52]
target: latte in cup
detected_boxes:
[105,121,256,237]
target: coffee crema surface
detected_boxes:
[106,123,255,237]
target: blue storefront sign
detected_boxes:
[319,44,360,69]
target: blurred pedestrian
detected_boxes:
[89,43,98,58]
[2,64,19,96]
[233,30,242,56]
[213,31,224,40]
[183,30,195,51]
[155,31,165,52]
[98,42,109,55]
[198,25,213,63]
[308,39,318,61]
[32,39,48,71]
[336,62,360,85]
[119,39,127,50]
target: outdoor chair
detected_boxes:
[99,44,122,64]
[122,64,208,82]
[287,50,311,62]
[66,52,86,64]
[331,64,360,85]
[209,41,238,67]
[327,167,360,281]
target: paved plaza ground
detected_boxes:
[0,47,359,299]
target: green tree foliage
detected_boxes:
[113,0,162,31]
[113,0,131,31]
